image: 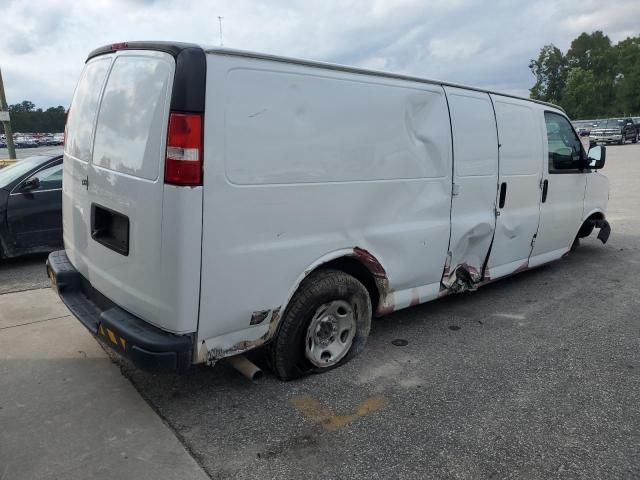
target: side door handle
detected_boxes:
[498,182,507,209]
[541,179,549,203]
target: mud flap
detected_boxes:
[594,219,611,244]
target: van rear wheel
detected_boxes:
[268,269,372,381]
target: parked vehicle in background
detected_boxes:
[48,42,611,380]
[0,155,63,259]
[571,120,600,137]
[590,118,638,145]
[573,123,589,136]
[14,136,39,148]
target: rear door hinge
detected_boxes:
[452,183,460,196]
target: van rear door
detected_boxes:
[63,46,205,334]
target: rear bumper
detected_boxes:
[46,250,193,373]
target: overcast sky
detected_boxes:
[1,0,638,108]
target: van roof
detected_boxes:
[87,41,565,114]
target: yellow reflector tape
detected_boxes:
[120,338,126,349]
[106,328,117,345]
[99,325,105,336]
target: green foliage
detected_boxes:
[529,44,568,104]
[562,68,596,119]
[0,103,65,133]
[530,31,640,119]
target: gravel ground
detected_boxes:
[3,142,639,479]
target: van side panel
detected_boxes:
[529,108,588,267]
[443,87,499,289]
[198,54,452,355]
[487,96,544,279]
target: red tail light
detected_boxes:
[165,112,203,186]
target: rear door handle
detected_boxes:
[541,179,549,203]
[498,182,507,209]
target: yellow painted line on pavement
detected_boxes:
[290,394,388,431]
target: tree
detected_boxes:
[530,32,640,118]
[566,31,612,74]
[565,31,616,115]
[9,100,36,114]
[529,44,567,104]
[612,36,640,115]
[562,67,597,118]
[0,100,65,133]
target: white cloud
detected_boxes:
[0,0,638,108]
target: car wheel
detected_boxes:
[268,269,372,381]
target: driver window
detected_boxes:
[544,112,584,173]
[24,163,63,191]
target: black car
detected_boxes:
[0,155,63,259]
[589,118,638,145]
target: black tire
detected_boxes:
[268,269,372,381]
[619,134,625,145]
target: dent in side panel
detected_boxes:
[198,54,452,360]
[442,87,499,293]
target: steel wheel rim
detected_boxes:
[305,299,357,368]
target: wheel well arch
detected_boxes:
[316,256,381,315]
[277,248,387,334]
[584,210,605,221]
[578,210,605,238]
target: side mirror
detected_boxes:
[587,145,606,169]
[20,177,40,191]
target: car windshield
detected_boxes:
[0,156,50,188]
[596,118,625,129]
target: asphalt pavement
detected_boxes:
[114,142,639,479]
[0,253,50,294]
[0,145,63,160]
[1,142,639,479]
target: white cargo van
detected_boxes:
[48,42,610,380]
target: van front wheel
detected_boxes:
[268,269,372,381]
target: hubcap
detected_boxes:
[305,299,357,368]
